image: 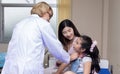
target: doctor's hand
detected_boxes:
[70,53,79,61]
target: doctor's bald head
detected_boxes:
[31,2,53,19]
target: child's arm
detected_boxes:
[83,61,92,74]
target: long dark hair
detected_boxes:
[58,19,81,51]
[80,35,100,74]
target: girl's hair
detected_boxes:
[80,35,100,73]
[58,19,81,51]
[31,2,53,18]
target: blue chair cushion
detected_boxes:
[0,52,6,68]
[99,68,110,74]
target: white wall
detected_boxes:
[72,1,120,74]
[0,44,8,52]
[108,0,120,74]
[71,0,104,57]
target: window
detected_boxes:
[0,0,58,43]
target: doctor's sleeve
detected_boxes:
[41,25,70,64]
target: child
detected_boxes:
[64,35,100,74]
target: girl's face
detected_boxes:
[73,37,82,53]
[62,26,75,40]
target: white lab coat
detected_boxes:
[1,14,70,74]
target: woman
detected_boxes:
[55,19,81,74]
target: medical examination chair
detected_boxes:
[0,52,6,73]
[44,52,111,74]
[0,51,111,74]
[99,59,111,74]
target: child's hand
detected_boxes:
[70,53,79,61]
[56,60,62,67]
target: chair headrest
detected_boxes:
[99,59,109,69]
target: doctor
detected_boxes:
[1,2,77,74]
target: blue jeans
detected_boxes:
[71,59,81,73]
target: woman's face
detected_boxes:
[73,38,82,52]
[62,26,75,40]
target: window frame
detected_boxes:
[0,3,57,43]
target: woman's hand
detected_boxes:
[70,52,79,61]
